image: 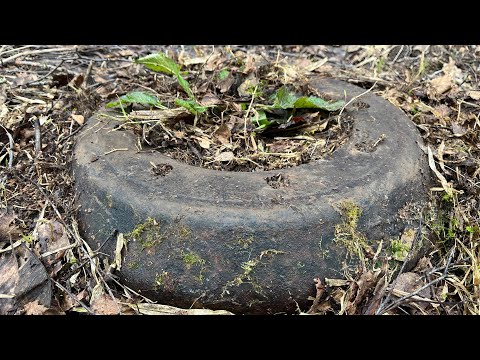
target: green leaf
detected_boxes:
[218,69,229,80]
[293,97,344,111]
[272,86,297,109]
[267,86,345,112]
[175,99,207,115]
[251,110,272,130]
[135,53,180,75]
[106,91,164,109]
[176,74,194,98]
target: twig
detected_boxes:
[33,118,42,156]
[0,124,14,186]
[306,278,326,314]
[51,278,95,314]
[378,274,449,315]
[337,81,377,126]
[0,46,75,66]
[379,240,455,315]
[14,60,65,88]
[83,61,94,87]
[0,46,39,57]
[103,148,128,155]
[243,85,258,151]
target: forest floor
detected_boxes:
[1,45,479,315]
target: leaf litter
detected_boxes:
[106,49,350,172]
[2,45,480,315]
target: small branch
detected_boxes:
[378,274,449,315]
[0,46,75,66]
[103,148,128,155]
[306,278,326,314]
[51,278,95,315]
[13,60,65,89]
[0,124,14,186]
[337,81,377,126]
[33,118,42,156]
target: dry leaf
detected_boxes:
[237,74,258,97]
[345,270,382,314]
[442,58,463,84]
[128,302,233,315]
[173,131,185,139]
[452,122,468,137]
[23,300,48,315]
[71,114,84,125]
[467,90,480,100]
[213,124,231,145]
[0,211,17,242]
[393,272,430,298]
[35,220,70,264]
[183,56,209,66]
[429,74,452,95]
[427,146,454,197]
[200,93,222,106]
[194,136,211,149]
[91,294,120,315]
[218,73,235,93]
[112,232,126,271]
[216,151,235,162]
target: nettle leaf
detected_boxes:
[252,110,272,130]
[106,91,164,109]
[175,99,207,115]
[272,86,297,109]
[268,86,344,111]
[293,97,344,111]
[176,74,194,98]
[135,53,180,75]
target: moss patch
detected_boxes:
[236,235,254,249]
[126,217,166,250]
[180,250,206,284]
[334,200,373,267]
[221,249,285,297]
[127,260,140,270]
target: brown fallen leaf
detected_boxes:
[217,73,235,93]
[0,211,18,242]
[393,272,429,297]
[392,272,432,313]
[23,300,49,315]
[213,124,231,145]
[307,278,326,314]
[429,74,452,96]
[467,90,480,100]
[0,244,51,315]
[35,220,70,265]
[71,114,84,125]
[91,294,121,315]
[193,136,211,150]
[200,93,222,107]
[215,151,235,162]
[451,122,468,137]
[345,270,383,315]
[237,73,259,97]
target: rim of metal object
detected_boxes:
[72,77,430,314]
